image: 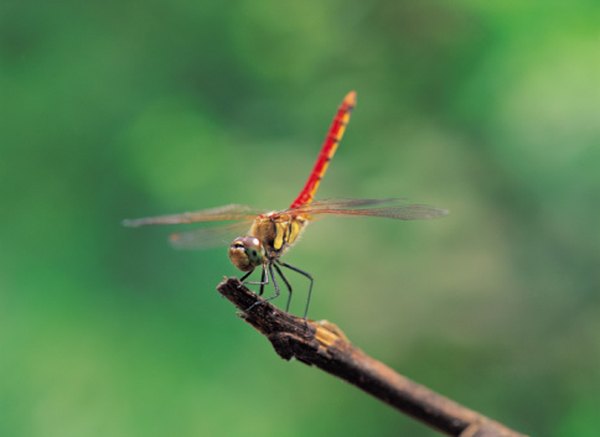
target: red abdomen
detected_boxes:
[289,91,356,209]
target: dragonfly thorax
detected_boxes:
[250,213,308,259]
[228,236,265,272]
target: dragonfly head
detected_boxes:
[228,236,264,272]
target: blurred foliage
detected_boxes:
[1,0,599,436]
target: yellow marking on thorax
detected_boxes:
[268,215,307,254]
[249,213,308,258]
[273,221,286,251]
[286,219,303,245]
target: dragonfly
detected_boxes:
[123,91,447,318]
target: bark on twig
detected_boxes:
[217,277,527,437]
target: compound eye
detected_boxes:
[228,236,263,272]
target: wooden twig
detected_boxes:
[217,277,527,437]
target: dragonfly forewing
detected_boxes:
[292,198,448,220]
[122,204,260,227]
[170,221,252,250]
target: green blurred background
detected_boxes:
[1,1,598,436]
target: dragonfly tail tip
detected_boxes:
[345,90,357,106]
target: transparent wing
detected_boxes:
[122,204,261,227]
[296,198,405,210]
[291,198,448,220]
[169,221,252,250]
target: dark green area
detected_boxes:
[1,1,599,436]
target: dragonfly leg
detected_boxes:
[273,263,293,312]
[278,261,314,319]
[245,263,280,313]
[259,265,267,296]
[243,265,269,287]
[264,263,281,303]
[239,270,254,282]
